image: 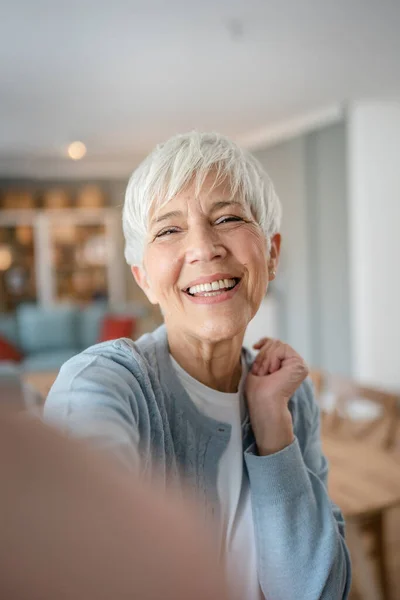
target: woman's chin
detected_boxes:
[190,316,248,344]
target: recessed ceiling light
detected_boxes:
[68,141,87,160]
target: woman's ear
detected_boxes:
[131,266,159,305]
[268,233,281,280]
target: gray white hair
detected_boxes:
[123,131,282,266]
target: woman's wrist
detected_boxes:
[252,409,294,456]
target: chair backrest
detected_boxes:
[308,369,325,399]
[323,375,400,451]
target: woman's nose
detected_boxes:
[184,225,227,263]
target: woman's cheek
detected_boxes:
[155,252,182,290]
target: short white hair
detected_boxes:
[123,131,282,265]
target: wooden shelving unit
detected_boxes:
[0,208,126,312]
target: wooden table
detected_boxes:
[323,436,400,517]
[322,436,400,600]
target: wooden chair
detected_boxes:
[323,376,400,451]
[323,376,400,599]
[308,368,325,399]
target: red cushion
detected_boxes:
[0,335,23,362]
[98,315,135,343]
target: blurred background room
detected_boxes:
[1,1,400,598]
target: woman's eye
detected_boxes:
[156,227,179,238]
[215,216,244,225]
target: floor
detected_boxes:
[349,505,400,599]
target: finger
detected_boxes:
[251,354,264,373]
[258,353,272,376]
[251,361,261,375]
[261,342,285,373]
[252,339,274,365]
[252,338,270,350]
[251,361,262,376]
[252,350,265,371]
[252,340,279,374]
[269,354,282,373]
[252,353,269,375]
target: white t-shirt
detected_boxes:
[171,356,264,600]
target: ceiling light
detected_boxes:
[68,141,87,160]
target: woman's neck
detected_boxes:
[167,329,244,393]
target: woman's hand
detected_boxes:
[245,338,309,456]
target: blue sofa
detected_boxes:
[0,302,141,372]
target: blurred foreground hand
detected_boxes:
[0,410,229,600]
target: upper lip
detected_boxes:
[183,273,241,290]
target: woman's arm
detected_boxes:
[0,411,229,600]
[44,346,144,471]
[245,339,351,599]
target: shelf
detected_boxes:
[0,206,125,309]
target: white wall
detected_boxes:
[255,138,313,362]
[254,122,350,372]
[305,122,352,375]
[348,102,400,388]
[243,295,280,350]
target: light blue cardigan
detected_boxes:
[45,325,351,599]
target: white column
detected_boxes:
[34,212,54,306]
[348,101,400,388]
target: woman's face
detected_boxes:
[133,175,280,344]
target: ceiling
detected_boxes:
[1,0,399,178]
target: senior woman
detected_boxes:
[45,132,351,599]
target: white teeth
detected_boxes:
[187,278,237,296]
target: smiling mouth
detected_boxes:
[184,277,241,297]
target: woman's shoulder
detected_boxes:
[55,325,167,385]
[43,329,171,471]
[53,338,151,387]
[45,327,168,420]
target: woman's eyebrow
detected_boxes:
[210,200,243,212]
[151,210,182,225]
[151,200,243,226]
